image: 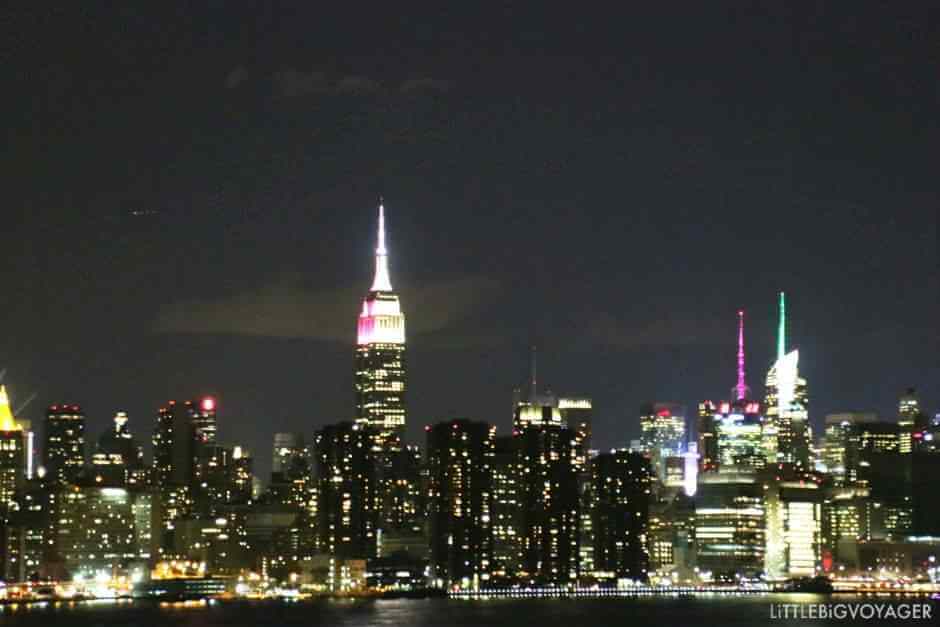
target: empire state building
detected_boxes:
[355,202,407,450]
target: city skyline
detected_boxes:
[2,4,936,480]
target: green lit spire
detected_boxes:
[776,291,786,362]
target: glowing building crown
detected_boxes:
[0,385,22,431]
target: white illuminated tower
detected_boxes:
[763,292,810,468]
[355,202,407,451]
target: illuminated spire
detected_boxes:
[370,201,393,292]
[776,291,786,362]
[735,310,749,401]
[0,385,21,431]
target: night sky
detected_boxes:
[3,4,937,477]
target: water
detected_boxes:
[0,595,935,626]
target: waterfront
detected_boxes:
[1,596,937,626]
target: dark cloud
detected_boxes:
[399,77,452,94]
[224,66,249,89]
[272,69,330,98]
[152,274,502,343]
[335,75,382,95]
[583,312,728,349]
[270,70,450,100]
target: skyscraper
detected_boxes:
[491,435,523,580]
[426,419,495,589]
[0,386,27,514]
[271,432,306,477]
[763,292,810,468]
[695,469,766,580]
[516,422,580,584]
[43,403,86,485]
[313,422,377,560]
[638,402,686,468]
[591,450,652,582]
[897,387,921,454]
[153,400,196,487]
[355,202,407,452]
[92,411,145,486]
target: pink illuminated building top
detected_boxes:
[357,203,405,345]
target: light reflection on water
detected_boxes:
[0,595,935,626]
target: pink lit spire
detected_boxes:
[370,201,393,292]
[734,309,749,401]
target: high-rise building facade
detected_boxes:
[56,486,153,577]
[271,432,307,476]
[152,397,218,488]
[639,402,686,479]
[763,293,810,468]
[764,476,823,579]
[0,387,27,514]
[697,401,719,473]
[92,411,146,486]
[591,450,652,582]
[153,400,196,487]
[898,388,924,454]
[714,400,764,470]
[355,203,407,452]
[516,422,580,584]
[426,419,495,589]
[695,469,766,580]
[822,412,878,483]
[491,435,523,580]
[43,403,86,485]
[313,422,377,560]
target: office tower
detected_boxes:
[639,402,686,479]
[591,450,652,582]
[559,397,594,575]
[0,386,27,513]
[189,443,255,514]
[43,403,86,485]
[271,432,306,477]
[912,451,940,536]
[1,478,57,582]
[697,401,719,472]
[648,491,695,580]
[378,444,423,536]
[714,400,764,470]
[313,422,377,559]
[516,422,580,584]
[847,421,911,539]
[822,413,878,483]
[764,474,823,579]
[695,469,765,580]
[56,486,153,578]
[192,396,218,446]
[763,292,810,468]
[153,400,196,486]
[511,347,559,426]
[491,435,523,580]
[426,419,495,589]
[268,434,312,520]
[898,387,925,454]
[821,486,871,571]
[559,397,592,464]
[514,403,564,430]
[355,203,407,452]
[91,412,146,486]
[153,398,216,487]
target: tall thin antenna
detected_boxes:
[530,345,538,401]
